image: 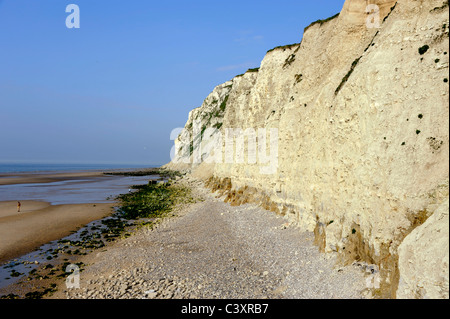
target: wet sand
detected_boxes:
[0,200,114,264]
[0,171,104,186]
[0,170,156,266]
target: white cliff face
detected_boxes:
[170,79,236,169]
[167,0,449,298]
[397,198,449,299]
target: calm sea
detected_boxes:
[0,163,157,174]
[0,162,162,205]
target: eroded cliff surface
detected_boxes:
[167,0,449,298]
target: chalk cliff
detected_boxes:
[167,0,449,298]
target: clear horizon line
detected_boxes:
[0,160,164,167]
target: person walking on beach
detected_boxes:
[17,201,21,213]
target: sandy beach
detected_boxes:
[0,200,114,264]
[0,170,152,265]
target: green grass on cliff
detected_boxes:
[304,12,339,32]
[219,95,229,112]
[266,43,301,53]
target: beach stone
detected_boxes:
[49,175,370,300]
[146,292,158,299]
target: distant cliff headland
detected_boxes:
[166,0,449,299]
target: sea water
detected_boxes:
[0,174,159,205]
[0,163,163,290]
[0,162,160,205]
[0,162,157,174]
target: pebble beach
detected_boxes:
[47,176,370,300]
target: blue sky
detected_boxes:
[0,0,345,166]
